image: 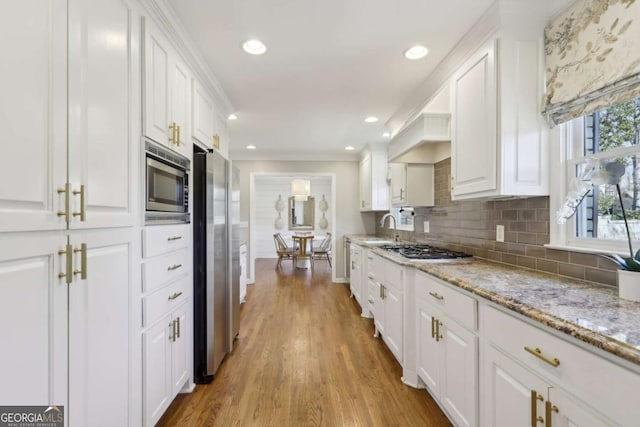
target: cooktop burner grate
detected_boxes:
[380,244,472,260]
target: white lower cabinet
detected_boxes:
[68,229,134,427]
[349,244,362,303]
[482,343,608,427]
[141,224,192,426]
[0,234,68,407]
[143,302,189,427]
[374,257,404,363]
[416,274,478,427]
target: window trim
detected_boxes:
[548,116,640,256]
[391,207,414,231]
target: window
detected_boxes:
[391,207,414,231]
[556,97,640,253]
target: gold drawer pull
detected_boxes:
[167,264,182,271]
[167,236,182,241]
[368,298,374,304]
[367,274,375,280]
[429,291,444,300]
[524,346,560,367]
[168,291,183,301]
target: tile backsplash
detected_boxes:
[376,158,618,286]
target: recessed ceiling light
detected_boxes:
[383,132,391,138]
[345,146,355,151]
[246,145,257,150]
[242,39,267,55]
[364,116,379,123]
[228,113,238,120]
[404,45,429,60]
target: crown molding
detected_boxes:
[137,0,234,117]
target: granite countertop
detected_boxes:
[347,235,640,366]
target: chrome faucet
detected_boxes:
[380,213,400,242]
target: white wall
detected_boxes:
[233,160,376,282]
[254,176,331,258]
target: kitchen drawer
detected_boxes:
[482,304,640,426]
[142,276,188,327]
[142,224,189,258]
[415,271,477,331]
[142,247,189,293]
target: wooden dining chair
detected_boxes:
[292,234,314,273]
[273,233,293,269]
[313,232,332,268]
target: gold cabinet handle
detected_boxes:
[167,264,182,271]
[367,274,374,280]
[168,291,183,301]
[431,316,436,339]
[176,124,181,144]
[429,291,444,301]
[167,236,182,241]
[169,320,175,342]
[169,122,177,144]
[351,260,355,270]
[361,200,365,208]
[367,298,374,304]
[379,284,385,299]
[73,243,87,279]
[400,188,404,199]
[531,390,544,427]
[58,243,73,284]
[435,320,443,342]
[524,347,560,367]
[545,401,558,427]
[212,133,220,149]
[72,185,86,221]
[176,316,181,338]
[57,183,71,222]
[367,256,374,260]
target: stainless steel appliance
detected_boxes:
[144,140,190,224]
[380,244,472,262]
[229,164,240,343]
[193,146,239,383]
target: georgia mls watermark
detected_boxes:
[0,406,64,427]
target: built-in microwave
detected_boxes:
[145,140,190,224]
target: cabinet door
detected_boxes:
[547,388,611,427]
[383,285,403,362]
[451,39,497,198]
[143,18,170,146]
[192,79,215,148]
[390,163,406,205]
[374,281,385,335]
[0,1,67,232]
[68,0,138,230]
[416,299,440,395]
[171,302,190,396]
[143,314,172,427]
[482,343,549,427]
[359,154,372,210]
[441,319,477,427]
[170,57,191,159]
[0,234,68,406]
[68,228,133,426]
[351,261,361,303]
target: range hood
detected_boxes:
[388,112,451,163]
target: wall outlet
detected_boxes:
[496,224,505,242]
[423,221,430,233]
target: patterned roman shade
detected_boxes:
[542,0,640,126]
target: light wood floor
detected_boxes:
[157,258,452,426]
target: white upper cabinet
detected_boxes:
[359,147,389,211]
[143,18,192,159]
[68,0,139,229]
[0,1,68,232]
[192,79,216,149]
[390,163,434,207]
[451,3,549,200]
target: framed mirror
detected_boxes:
[289,196,315,230]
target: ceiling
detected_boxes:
[168,0,496,160]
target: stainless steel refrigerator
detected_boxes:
[193,146,239,383]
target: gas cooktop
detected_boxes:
[379,244,473,262]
